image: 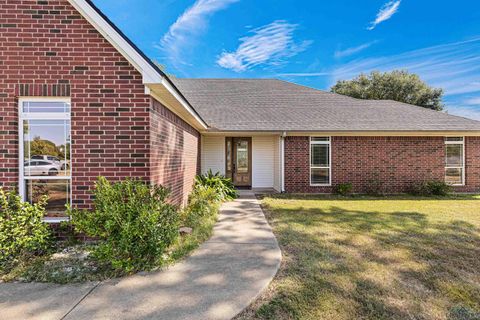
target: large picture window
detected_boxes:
[445,137,464,185]
[19,98,71,217]
[310,137,331,185]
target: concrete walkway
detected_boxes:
[0,191,281,320]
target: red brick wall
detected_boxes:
[0,0,199,209]
[460,137,480,192]
[150,98,200,206]
[284,136,480,194]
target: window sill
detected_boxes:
[43,217,70,224]
[310,184,332,187]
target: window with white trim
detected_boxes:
[445,137,464,185]
[310,137,331,185]
[19,98,72,216]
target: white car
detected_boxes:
[24,160,60,176]
[31,155,69,170]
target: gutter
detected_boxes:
[281,131,286,193]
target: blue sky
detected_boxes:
[92,0,480,120]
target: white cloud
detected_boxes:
[217,20,312,72]
[332,37,480,96]
[367,1,401,30]
[464,97,480,105]
[159,0,239,66]
[334,41,379,58]
[446,106,480,121]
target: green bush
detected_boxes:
[168,184,221,263]
[0,188,51,271]
[409,180,452,196]
[195,170,237,201]
[334,183,353,196]
[182,185,221,228]
[68,177,179,273]
[365,179,386,196]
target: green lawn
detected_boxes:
[236,195,480,320]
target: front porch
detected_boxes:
[201,134,284,192]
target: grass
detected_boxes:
[236,194,480,320]
[1,244,116,283]
[167,204,219,263]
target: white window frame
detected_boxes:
[18,97,72,222]
[444,136,465,186]
[310,136,332,186]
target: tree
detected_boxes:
[28,136,60,157]
[330,70,444,111]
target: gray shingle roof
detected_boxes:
[172,78,480,132]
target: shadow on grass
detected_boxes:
[259,193,480,202]
[250,199,480,320]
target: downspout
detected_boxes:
[281,131,287,193]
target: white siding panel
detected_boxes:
[201,136,225,175]
[252,136,275,188]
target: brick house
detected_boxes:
[1,0,480,220]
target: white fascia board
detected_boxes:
[68,0,162,84]
[67,0,208,129]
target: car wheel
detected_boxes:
[48,168,58,176]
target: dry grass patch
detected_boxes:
[236,195,480,320]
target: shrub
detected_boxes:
[68,177,179,273]
[409,180,452,196]
[182,185,221,228]
[169,184,221,263]
[0,188,51,270]
[195,170,237,201]
[365,179,386,196]
[334,183,353,196]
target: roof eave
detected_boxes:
[202,129,480,136]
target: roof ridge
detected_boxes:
[378,99,480,123]
[274,82,480,124]
[274,79,374,102]
[175,78,279,81]
[176,78,365,102]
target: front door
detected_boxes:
[226,137,252,187]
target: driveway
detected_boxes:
[0,191,281,320]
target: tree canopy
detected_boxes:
[330,70,444,111]
[27,136,68,159]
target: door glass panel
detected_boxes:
[23,120,71,177]
[236,140,248,173]
[25,179,70,216]
[226,139,232,172]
